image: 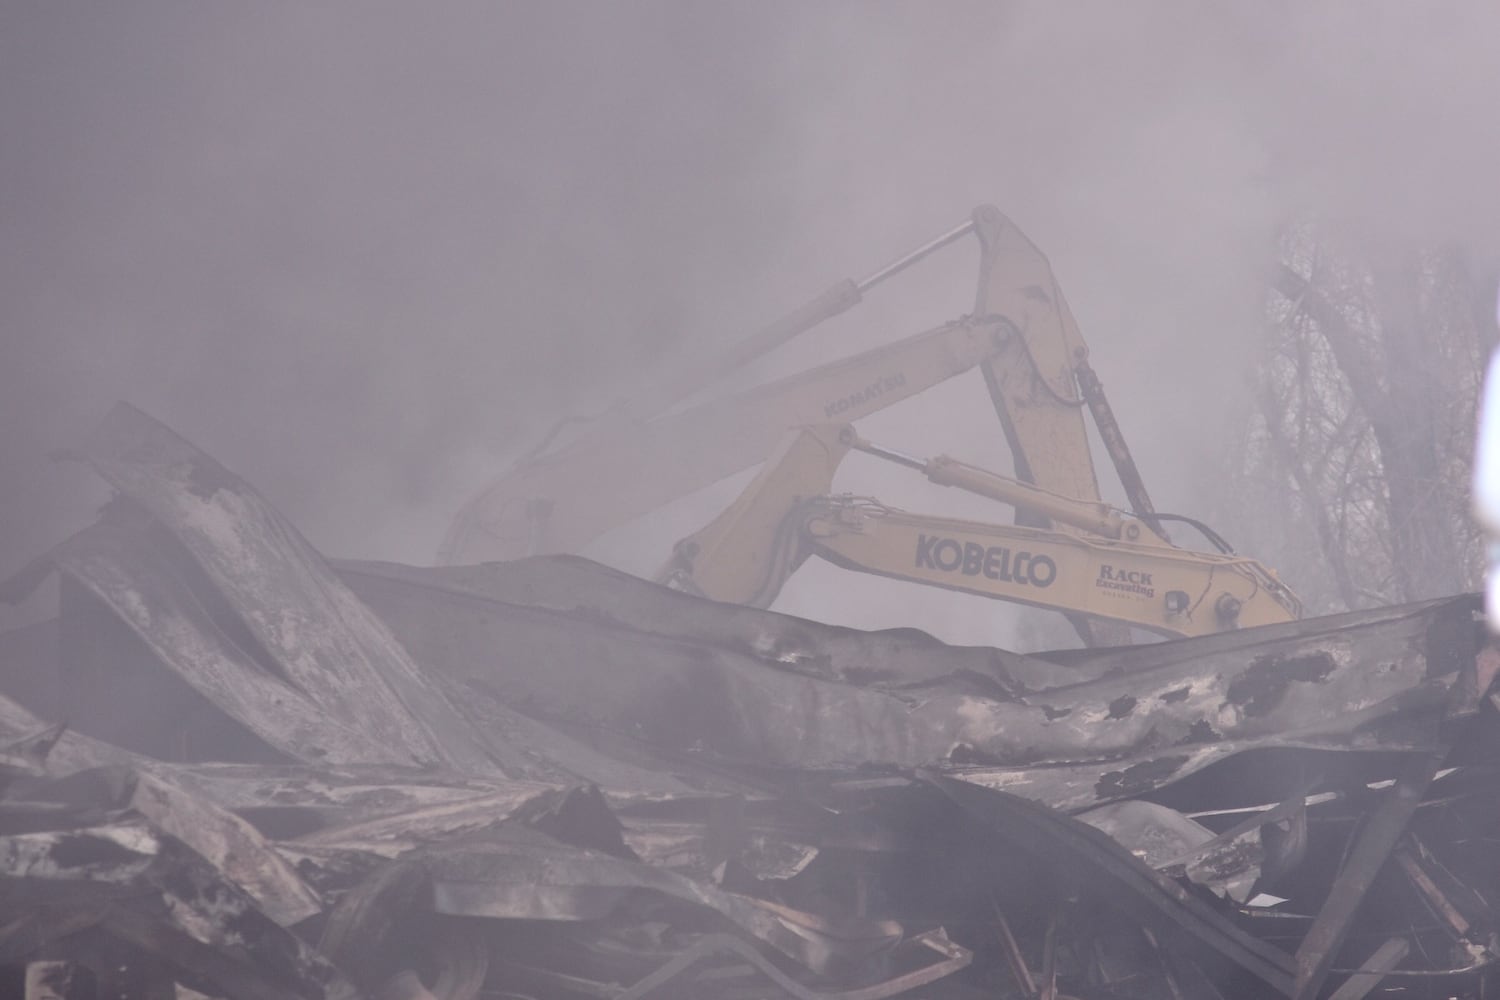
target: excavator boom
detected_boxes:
[658,424,1301,639]
[805,503,1300,638]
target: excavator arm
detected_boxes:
[967,205,1164,536]
[657,425,1301,639]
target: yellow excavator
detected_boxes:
[442,205,1301,643]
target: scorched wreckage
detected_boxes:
[3,209,1498,1000]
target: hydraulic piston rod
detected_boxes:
[839,426,1149,543]
[855,218,977,293]
[634,217,979,420]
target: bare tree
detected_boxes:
[1226,226,1488,613]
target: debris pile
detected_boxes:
[2,403,1498,999]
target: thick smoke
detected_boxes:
[3,2,1498,644]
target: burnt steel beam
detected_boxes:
[1291,752,1443,999]
[923,772,1296,995]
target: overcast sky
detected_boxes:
[3,2,1497,643]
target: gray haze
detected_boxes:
[4,2,1499,644]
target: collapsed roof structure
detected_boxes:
[2,403,1497,999]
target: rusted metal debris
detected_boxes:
[2,403,1500,998]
